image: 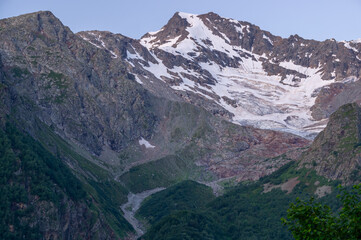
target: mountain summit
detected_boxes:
[80,12,361,138]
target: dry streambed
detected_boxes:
[121,188,165,237]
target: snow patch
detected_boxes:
[350,38,361,44]
[263,34,273,45]
[139,138,155,149]
[134,75,143,84]
[343,41,359,52]
[80,33,118,58]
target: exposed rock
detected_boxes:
[263,177,300,194]
[300,103,361,184]
[0,11,156,157]
[314,185,332,198]
[311,78,361,120]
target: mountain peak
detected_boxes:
[140,12,191,48]
[0,10,59,25]
[0,10,74,50]
[0,10,68,36]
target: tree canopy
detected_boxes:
[282,184,361,240]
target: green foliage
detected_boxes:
[35,120,109,181]
[140,182,295,239]
[141,211,227,240]
[0,82,6,90]
[282,197,338,239]
[207,184,294,239]
[0,122,86,239]
[283,184,361,240]
[137,180,215,225]
[140,162,343,240]
[4,122,86,200]
[87,180,132,234]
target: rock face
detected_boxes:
[80,12,361,138]
[300,103,361,184]
[0,11,156,157]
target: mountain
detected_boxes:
[0,11,308,185]
[79,12,361,139]
[1,10,361,239]
[0,11,310,238]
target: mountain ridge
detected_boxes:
[79,11,361,138]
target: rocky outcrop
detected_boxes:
[300,103,361,184]
[311,77,361,120]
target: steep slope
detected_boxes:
[300,103,361,183]
[0,122,126,239]
[81,12,361,138]
[0,11,156,159]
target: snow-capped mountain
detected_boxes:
[78,12,361,138]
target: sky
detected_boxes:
[0,0,360,41]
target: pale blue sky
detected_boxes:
[1,0,360,41]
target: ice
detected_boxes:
[196,58,334,137]
[228,19,239,24]
[234,25,245,35]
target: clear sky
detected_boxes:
[1,0,360,41]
